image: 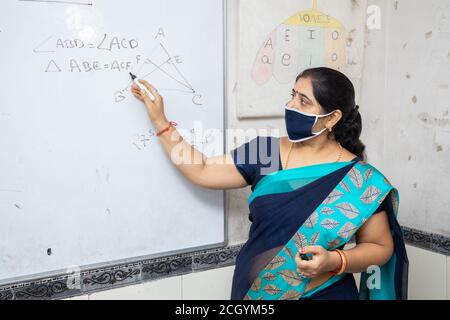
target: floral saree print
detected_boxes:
[230,150,409,300]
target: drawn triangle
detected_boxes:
[45,60,62,73]
[137,43,195,94]
[158,60,195,93]
[158,43,194,91]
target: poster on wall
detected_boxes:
[237,0,368,118]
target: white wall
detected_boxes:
[225,0,284,246]
[361,0,450,236]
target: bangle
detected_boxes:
[330,249,347,275]
[329,250,342,275]
[337,250,347,275]
[156,121,178,137]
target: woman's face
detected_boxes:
[287,77,337,134]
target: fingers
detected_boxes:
[295,253,311,269]
[139,85,151,102]
[138,79,153,91]
[295,247,325,278]
[131,84,147,101]
[301,246,324,255]
[131,86,141,95]
[139,79,162,101]
[130,80,163,105]
[131,85,140,94]
[131,87,143,100]
[296,258,315,278]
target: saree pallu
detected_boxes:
[230,159,409,300]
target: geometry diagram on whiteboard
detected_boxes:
[252,0,347,85]
[115,34,202,106]
[137,43,197,96]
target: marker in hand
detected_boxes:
[129,72,156,102]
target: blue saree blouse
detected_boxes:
[229,136,408,300]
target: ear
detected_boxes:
[327,110,343,129]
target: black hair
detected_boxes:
[296,67,366,160]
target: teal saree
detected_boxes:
[231,158,408,300]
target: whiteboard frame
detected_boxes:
[0,0,229,288]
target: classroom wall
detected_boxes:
[63,0,449,300]
[361,0,450,237]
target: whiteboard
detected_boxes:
[237,0,367,118]
[0,0,226,283]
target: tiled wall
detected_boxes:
[65,266,235,300]
[64,244,449,300]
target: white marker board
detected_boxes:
[0,0,226,284]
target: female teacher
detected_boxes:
[131,67,409,300]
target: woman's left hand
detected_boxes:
[295,246,340,279]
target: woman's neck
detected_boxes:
[293,134,337,153]
[282,134,345,168]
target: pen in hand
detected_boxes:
[129,72,156,102]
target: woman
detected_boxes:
[131,67,409,300]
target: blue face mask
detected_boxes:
[285,105,335,143]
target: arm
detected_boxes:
[296,210,394,278]
[341,210,394,273]
[131,80,248,190]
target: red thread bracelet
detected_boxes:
[156,121,178,136]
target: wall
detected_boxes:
[361,0,450,236]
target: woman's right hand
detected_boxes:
[131,79,168,128]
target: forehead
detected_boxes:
[294,77,315,99]
[294,77,312,91]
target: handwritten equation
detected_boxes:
[132,128,215,151]
[33,28,204,106]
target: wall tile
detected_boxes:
[447,256,450,300]
[406,245,446,300]
[182,266,235,300]
[88,276,182,300]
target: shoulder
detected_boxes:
[352,161,400,212]
[230,135,280,189]
[352,161,394,189]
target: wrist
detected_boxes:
[153,118,170,131]
[328,250,342,273]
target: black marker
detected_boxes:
[300,253,311,261]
